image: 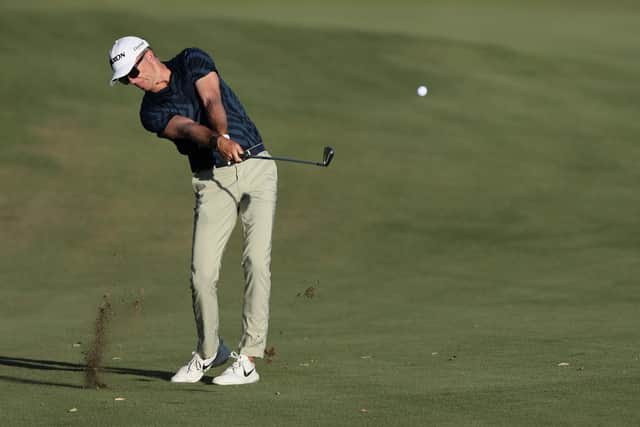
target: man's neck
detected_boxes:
[149,64,171,92]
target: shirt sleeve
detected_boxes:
[140,102,176,138]
[185,48,218,84]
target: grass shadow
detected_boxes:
[0,374,84,389]
[0,355,174,388]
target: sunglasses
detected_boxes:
[119,50,147,85]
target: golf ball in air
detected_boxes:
[417,85,428,96]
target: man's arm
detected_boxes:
[162,114,244,163]
[162,115,223,149]
[195,71,244,163]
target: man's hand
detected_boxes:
[216,136,245,164]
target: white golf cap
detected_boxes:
[108,36,150,86]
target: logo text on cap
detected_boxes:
[110,52,125,65]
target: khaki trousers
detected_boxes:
[190,153,277,359]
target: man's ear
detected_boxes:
[145,49,157,62]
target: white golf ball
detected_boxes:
[417,85,428,96]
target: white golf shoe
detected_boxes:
[170,352,214,383]
[212,352,260,385]
[171,341,231,383]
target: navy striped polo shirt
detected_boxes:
[140,48,264,171]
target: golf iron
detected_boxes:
[244,146,335,167]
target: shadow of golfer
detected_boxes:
[0,374,85,389]
[0,355,174,388]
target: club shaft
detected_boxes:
[249,155,324,166]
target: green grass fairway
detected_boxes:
[1,1,639,425]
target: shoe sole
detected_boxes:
[170,375,204,383]
[212,373,260,386]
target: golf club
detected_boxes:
[243,145,335,167]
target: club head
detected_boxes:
[322,146,335,167]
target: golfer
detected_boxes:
[108,36,277,385]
